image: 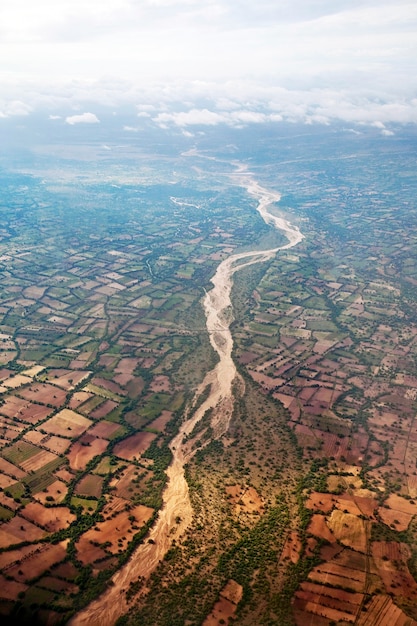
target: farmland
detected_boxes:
[0,122,417,625]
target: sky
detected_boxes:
[1,0,417,130]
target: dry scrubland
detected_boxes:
[1,129,417,625]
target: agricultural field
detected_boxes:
[0,122,417,626]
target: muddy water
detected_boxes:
[70,170,303,626]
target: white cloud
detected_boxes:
[65,112,100,125]
[0,0,415,129]
[0,99,32,117]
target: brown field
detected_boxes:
[41,409,92,438]
[113,431,157,461]
[225,485,264,515]
[0,515,46,549]
[90,399,119,419]
[295,579,363,622]
[75,474,104,498]
[0,543,41,569]
[306,492,336,514]
[148,410,173,432]
[36,575,79,595]
[20,501,75,532]
[3,374,32,389]
[88,420,122,439]
[378,493,417,531]
[68,391,94,409]
[55,468,74,483]
[0,395,52,424]
[5,541,68,582]
[0,456,27,479]
[327,510,367,552]
[125,376,146,398]
[0,474,17,489]
[67,435,109,470]
[293,597,357,623]
[110,464,153,500]
[308,560,366,592]
[372,541,417,599]
[0,574,28,601]
[203,579,243,626]
[34,479,68,504]
[77,503,153,556]
[308,514,336,543]
[20,448,59,473]
[39,434,71,455]
[114,372,133,386]
[149,375,171,392]
[74,536,109,566]
[0,491,21,510]
[356,594,417,626]
[115,357,139,374]
[91,377,126,396]
[53,561,79,580]
[280,531,302,564]
[45,369,90,390]
[18,382,68,407]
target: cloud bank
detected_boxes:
[0,0,416,130]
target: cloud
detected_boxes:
[0,99,32,117]
[65,112,100,125]
[0,1,415,132]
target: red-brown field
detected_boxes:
[45,369,90,390]
[4,541,68,582]
[0,456,27,479]
[90,399,119,419]
[68,391,94,410]
[75,474,104,498]
[307,514,336,543]
[306,492,336,514]
[378,494,417,531]
[280,531,302,564]
[18,382,68,407]
[38,434,71,455]
[91,377,126,396]
[308,558,366,593]
[75,537,109,566]
[149,375,171,392]
[0,574,28,601]
[372,542,417,600]
[110,464,153,500]
[0,515,46,549]
[356,594,417,626]
[88,420,122,439]
[148,410,173,432]
[294,580,363,624]
[33,479,68,504]
[225,485,264,515]
[76,502,153,557]
[36,575,79,595]
[113,431,157,461]
[203,579,243,626]
[41,409,92,438]
[0,395,53,424]
[67,435,109,470]
[20,502,75,532]
[20,448,59,473]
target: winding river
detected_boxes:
[70,167,303,626]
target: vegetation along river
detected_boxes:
[70,165,304,626]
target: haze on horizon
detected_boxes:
[1,0,416,131]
